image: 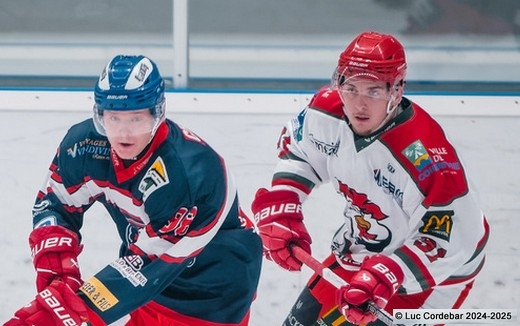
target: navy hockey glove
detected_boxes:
[337,254,404,324]
[251,188,311,271]
[30,225,83,292]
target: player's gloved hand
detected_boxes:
[337,254,404,324]
[3,280,89,326]
[30,225,83,292]
[251,188,311,271]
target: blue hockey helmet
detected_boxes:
[93,55,166,136]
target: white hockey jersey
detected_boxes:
[271,87,489,294]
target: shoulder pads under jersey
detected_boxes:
[381,102,469,207]
[308,86,344,119]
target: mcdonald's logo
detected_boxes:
[420,210,454,241]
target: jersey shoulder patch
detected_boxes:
[381,103,469,207]
[139,156,170,201]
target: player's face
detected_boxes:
[338,79,392,136]
[103,109,155,159]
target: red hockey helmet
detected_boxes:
[333,32,407,88]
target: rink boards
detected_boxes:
[0,89,519,116]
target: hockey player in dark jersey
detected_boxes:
[251,32,489,325]
[4,55,263,326]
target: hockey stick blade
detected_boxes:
[291,245,397,326]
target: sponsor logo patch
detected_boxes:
[373,169,404,204]
[67,138,110,160]
[109,256,148,287]
[80,277,119,311]
[135,62,149,82]
[308,133,339,156]
[403,140,462,181]
[138,157,169,201]
[420,210,454,241]
[402,140,432,171]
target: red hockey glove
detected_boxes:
[4,280,89,326]
[30,225,83,292]
[337,254,404,325]
[251,188,311,271]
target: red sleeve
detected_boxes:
[380,103,469,207]
[86,306,107,326]
[308,86,345,119]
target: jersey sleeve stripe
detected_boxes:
[272,172,315,194]
[465,217,489,264]
[279,151,307,162]
[440,257,485,286]
[394,245,437,291]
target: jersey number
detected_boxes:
[159,207,198,236]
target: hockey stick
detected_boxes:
[291,245,396,326]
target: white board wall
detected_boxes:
[0,90,519,116]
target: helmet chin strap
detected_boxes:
[386,94,398,115]
[146,101,166,145]
[150,117,163,137]
[144,118,164,147]
[372,94,399,132]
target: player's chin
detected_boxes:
[113,145,139,159]
[351,122,373,136]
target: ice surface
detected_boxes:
[0,110,518,325]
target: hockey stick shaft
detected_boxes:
[291,245,396,326]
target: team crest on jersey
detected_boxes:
[138,157,169,201]
[402,140,432,171]
[336,179,391,253]
[420,210,454,241]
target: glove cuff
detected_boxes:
[252,188,303,223]
[30,225,82,263]
[362,254,404,295]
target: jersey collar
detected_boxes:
[111,121,169,184]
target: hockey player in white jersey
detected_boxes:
[251,31,489,325]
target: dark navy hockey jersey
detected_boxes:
[32,118,262,324]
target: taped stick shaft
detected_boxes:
[292,246,347,289]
